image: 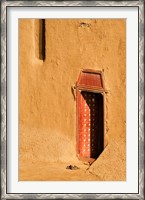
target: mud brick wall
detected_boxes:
[19,19,126,180]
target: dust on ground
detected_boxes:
[19,161,101,181]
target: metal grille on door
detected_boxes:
[76,69,105,163]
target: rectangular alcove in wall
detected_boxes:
[76,69,106,163]
[35,19,45,60]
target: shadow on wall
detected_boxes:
[81,91,104,160]
[39,19,45,60]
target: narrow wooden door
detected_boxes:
[77,90,104,161]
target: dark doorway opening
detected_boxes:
[79,91,104,160]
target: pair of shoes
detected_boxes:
[66,165,79,170]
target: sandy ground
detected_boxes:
[19,137,125,181]
[19,161,100,181]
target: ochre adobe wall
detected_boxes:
[19,19,126,180]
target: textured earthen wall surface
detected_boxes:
[19,19,126,181]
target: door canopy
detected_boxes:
[76,69,105,92]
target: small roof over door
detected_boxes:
[76,69,105,91]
